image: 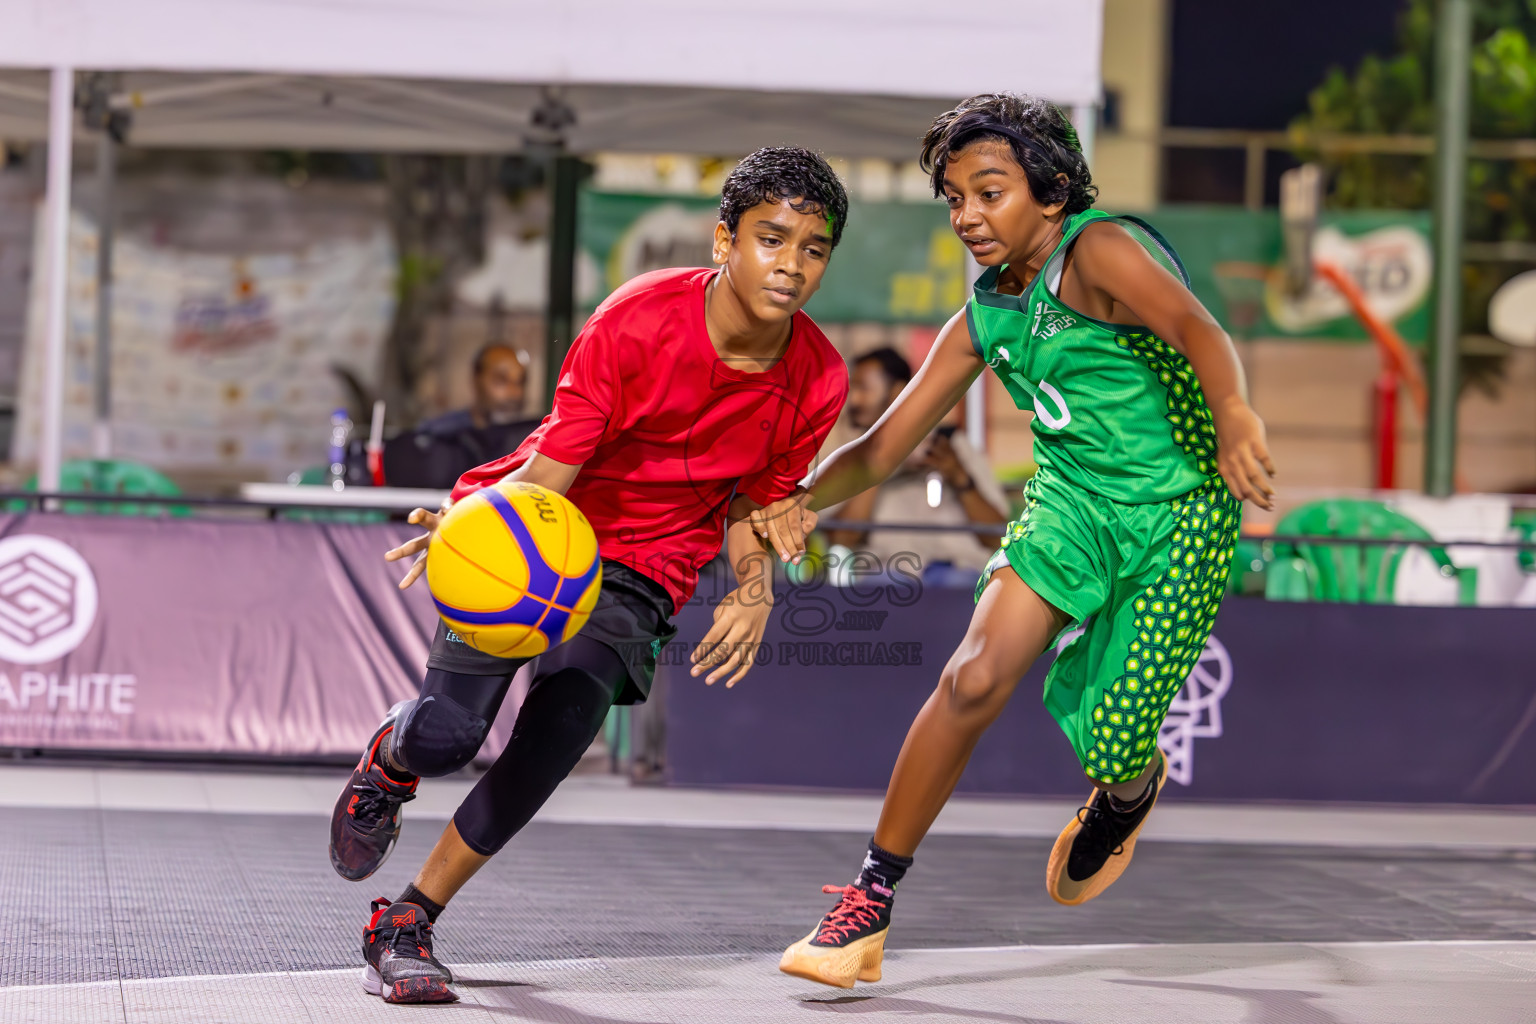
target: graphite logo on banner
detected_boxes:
[0,535,136,735]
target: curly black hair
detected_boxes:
[920,93,1097,215]
[719,147,849,249]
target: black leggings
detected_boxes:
[389,636,628,856]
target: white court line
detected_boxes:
[4,938,1533,995]
[894,938,1536,956]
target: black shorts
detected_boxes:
[426,560,678,705]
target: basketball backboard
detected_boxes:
[1280,164,1324,298]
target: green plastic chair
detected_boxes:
[783,531,830,587]
[1512,509,1536,576]
[275,466,386,524]
[1263,498,1476,605]
[14,458,190,517]
[1224,537,1268,596]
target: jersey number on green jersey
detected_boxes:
[987,344,1073,430]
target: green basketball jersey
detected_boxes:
[966,210,1218,505]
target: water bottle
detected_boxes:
[328,408,352,491]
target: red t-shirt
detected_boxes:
[451,267,848,612]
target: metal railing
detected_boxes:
[3,494,1534,555]
[0,490,425,517]
[1150,126,1536,214]
[815,517,1536,553]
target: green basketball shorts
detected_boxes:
[977,467,1242,785]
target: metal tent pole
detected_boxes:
[93,132,115,460]
[544,154,579,411]
[38,66,74,496]
[1425,0,1473,496]
[964,258,987,456]
[1070,102,1097,170]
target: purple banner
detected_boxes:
[5,513,1533,807]
[663,565,1536,806]
[0,514,443,756]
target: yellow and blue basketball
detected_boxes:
[426,481,602,659]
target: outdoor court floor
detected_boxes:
[1,764,1533,1023]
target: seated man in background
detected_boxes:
[824,347,1009,586]
[383,343,542,489]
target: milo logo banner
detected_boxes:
[580,190,1433,343]
[1153,207,1434,344]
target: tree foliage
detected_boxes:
[1298,0,1536,231]
[1294,0,1536,375]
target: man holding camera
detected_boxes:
[824,347,1010,585]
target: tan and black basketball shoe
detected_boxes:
[779,883,892,988]
[1046,747,1168,906]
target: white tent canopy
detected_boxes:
[0,0,1104,491]
[0,0,1103,117]
[0,0,1103,158]
[0,74,1080,159]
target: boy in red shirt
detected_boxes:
[328,148,850,1004]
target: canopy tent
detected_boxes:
[0,73,1081,160]
[0,0,1104,117]
[0,0,1106,492]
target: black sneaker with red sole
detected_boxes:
[361,898,456,1003]
[330,702,417,882]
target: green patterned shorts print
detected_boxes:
[976,468,1242,785]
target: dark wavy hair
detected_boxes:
[920,93,1097,214]
[720,147,849,249]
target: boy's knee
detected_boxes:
[392,694,490,777]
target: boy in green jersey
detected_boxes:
[764,93,1277,989]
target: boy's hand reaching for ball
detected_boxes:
[384,497,454,590]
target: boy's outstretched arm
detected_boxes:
[751,308,983,561]
[1074,222,1277,510]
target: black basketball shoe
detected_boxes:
[330,702,417,881]
[1047,747,1168,905]
[361,898,456,1003]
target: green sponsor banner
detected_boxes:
[580,191,1433,341]
[579,190,967,325]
